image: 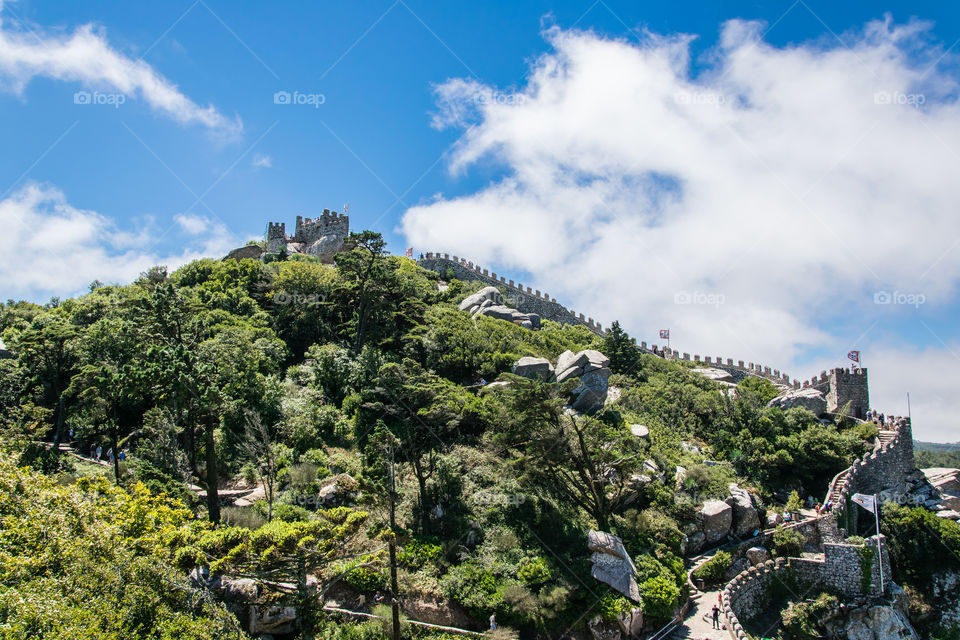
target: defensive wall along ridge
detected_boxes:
[418,252,868,396]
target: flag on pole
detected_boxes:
[847,350,860,363]
[851,493,876,513]
[405,248,413,258]
[659,329,670,339]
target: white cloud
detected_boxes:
[0,183,238,298]
[174,212,210,235]
[0,9,241,137]
[402,19,960,440]
[251,153,272,169]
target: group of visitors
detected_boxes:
[88,443,125,463]
[865,409,909,430]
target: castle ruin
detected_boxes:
[266,209,349,263]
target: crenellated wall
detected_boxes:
[807,368,869,418]
[418,253,606,334]
[825,415,914,507]
[721,536,891,640]
[265,210,350,254]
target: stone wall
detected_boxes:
[825,416,914,505]
[294,211,349,245]
[808,368,869,418]
[657,348,803,388]
[722,536,892,640]
[417,253,605,334]
[265,210,350,253]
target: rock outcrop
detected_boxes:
[700,500,733,545]
[587,530,640,602]
[225,244,265,261]
[459,287,541,329]
[767,387,828,415]
[693,367,735,383]
[555,349,611,412]
[512,357,554,381]
[745,546,771,566]
[726,483,761,537]
[318,473,360,507]
[839,605,918,640]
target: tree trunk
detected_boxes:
[204,418,220,524]
[413,458,428,534]
[389,450,402,640]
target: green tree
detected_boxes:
[495,378,643,529]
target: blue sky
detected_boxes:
[1,1,959,440]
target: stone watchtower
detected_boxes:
[828,367,869,420]
[810,367,869,419]
[265,222,287,252]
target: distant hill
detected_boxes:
[915,441,960,469]
[915,441,960,451]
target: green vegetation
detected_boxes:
[882,504,960,638]
[779,592,838,639]
[771,525,804,558]
[0,231,881,638]
[691,550,732,585]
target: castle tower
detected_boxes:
[827,367,869,419]
[265,221,287,253]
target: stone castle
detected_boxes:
[266,210,349,262]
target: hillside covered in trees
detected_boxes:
[0,232,903,639]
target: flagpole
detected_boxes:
[875,494,884,594]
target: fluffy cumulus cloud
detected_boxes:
[0,3,241,137]
[402,19,960,440]
[0,183,238,298]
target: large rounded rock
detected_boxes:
[700,500,733,545]
[572,367,611,413]
[459,286,503,311]
[693,367,735,383]
[512,357,554,381]
[746,546,771,566]
[726,484,761,537]
[767,387,828,416]
[630,424,650,438]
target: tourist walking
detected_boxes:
[95,444,102,460]
[489,614,497,631]
[712,604,720,629]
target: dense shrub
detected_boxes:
[691,550,732,584]
[772,525,805,558]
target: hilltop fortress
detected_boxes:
[224,210,350,263]
[266,210,349,262]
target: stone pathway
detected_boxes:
[672,590,726,639]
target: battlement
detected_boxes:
[419,252,605,334]
[264,210,350,259]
